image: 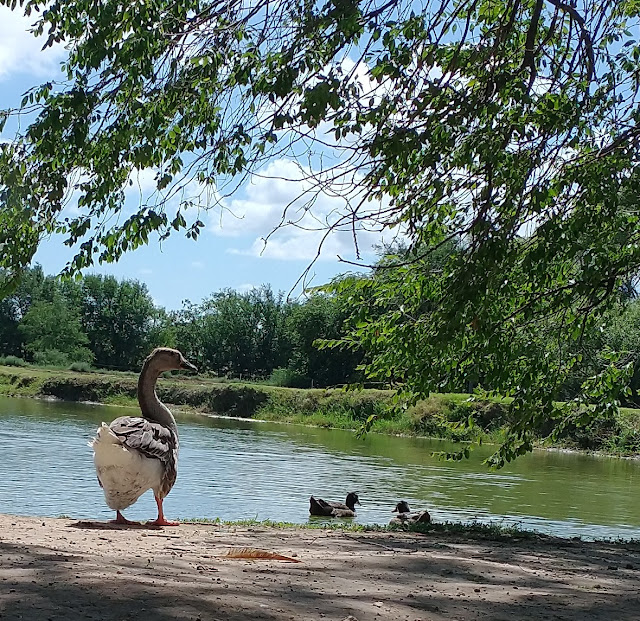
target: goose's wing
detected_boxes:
[326,500,348,510]
[331,508,355,518]
[412,510,431,523]
[109,416,177,462]
[309,497,334,516]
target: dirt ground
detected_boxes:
[0,515,639,621]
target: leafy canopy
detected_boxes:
[2,0,640,463]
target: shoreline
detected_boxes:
[3,386,640,465]
[1,514,639,620]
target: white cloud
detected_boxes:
[214,160,320,238]
[191,260,204,269]
[233,228,377,261]
[235,283,257,293]
[125,168,159,201]
[208,158,389,262]
[0,7,66,81]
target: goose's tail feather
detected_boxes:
[88,422,121,449]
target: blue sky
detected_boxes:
[0,7,389,310]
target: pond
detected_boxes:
[0,395,638,540]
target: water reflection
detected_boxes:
[0,395,638,540]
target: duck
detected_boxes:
[389,500,431,526]
[309,492,360,517]
[91,347,197,526]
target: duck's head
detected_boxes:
[346,492,361,510]
[147,348,198,373]
[393,500,411,513]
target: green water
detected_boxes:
[0,395,638,539]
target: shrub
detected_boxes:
[267,367,311,388]
[32,349,70,367]
[0,355,29,367]
[69,361,92,373]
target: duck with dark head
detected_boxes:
[91,348,197,526]
[309,492,360,518]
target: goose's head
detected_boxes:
[346,492,361,510]
[147,348,198,373]
[393,500,411,513]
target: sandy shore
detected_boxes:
[0,515,639,620]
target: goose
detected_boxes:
[389,500,431,526]
[91,348,197,525]
[309,492,360,517]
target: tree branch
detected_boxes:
[545,0,595,82]
[522,0,544,89]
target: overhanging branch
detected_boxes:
[545,0,595,82]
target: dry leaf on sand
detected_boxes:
[219,547,301,563]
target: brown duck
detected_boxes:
[389,500,431,525]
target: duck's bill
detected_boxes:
[180,359,198,372]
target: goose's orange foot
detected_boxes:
[147,517,180,526]
[151,495,179,526]
[111,511,140,525]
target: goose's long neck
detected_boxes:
[137,359,177,432]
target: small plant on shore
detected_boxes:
[0,355,29,367]
[267,367,310,388]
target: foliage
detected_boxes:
[287,292,363,387]
[18,292,94,364]
[79,274,157,369]
[174,285,291,377]
[0,265,46,357]
[601,303,640,407]
[0,295,20,357]
[0,299,21,358]
[0,266,361,385]
[146,307,178,353]
[327,238,636,465]
[3,0,640,464]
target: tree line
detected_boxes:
[0,265,361,387]
[1,258,639,405]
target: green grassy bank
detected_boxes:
[0,365,639,456]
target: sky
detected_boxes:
[0,6,390,310]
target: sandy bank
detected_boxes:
[0,515,639,620]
